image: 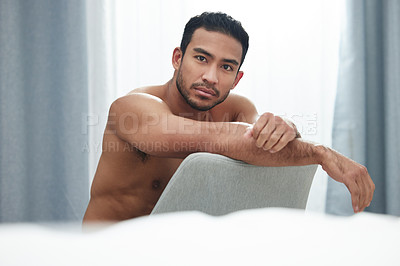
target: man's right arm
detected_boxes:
[109,93,321,167]
[108,93,220,158]
[108,93,374,213]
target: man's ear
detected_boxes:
[172,47,183,70]
[231,71,244,90]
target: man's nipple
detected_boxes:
[152,180,161,190]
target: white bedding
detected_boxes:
[0,208,399,266]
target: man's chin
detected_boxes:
[189,104,214,112]
[186,100,215,111]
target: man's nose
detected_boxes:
[202,66,218,85]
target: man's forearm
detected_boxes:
[202,122,322,167]
[233,138,323,167]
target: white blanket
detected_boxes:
[0,208,399,266]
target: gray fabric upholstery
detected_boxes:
[151,152,318,216]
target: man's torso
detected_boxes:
[82,84,247,222]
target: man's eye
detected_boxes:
[196,56,206,62]
[223,65,233,71]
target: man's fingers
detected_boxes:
[368,176,375,206]
[263,124,296,152]
[345,179,361,213]
[263,127,285,151]
[252,113,273,140]
[352,188,361,213]
[255,119,275,148]
[346,166,374,213]
[356,177,367,212]
[363,167,375,208]
[255,127,274,148]
[269,132,294,152]
[354,166,374,212]
[252,113,297,151]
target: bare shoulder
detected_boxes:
[221,93,258,123]
[112,85,170,114]
[111,93,170,117]
[127,85,165,97]
[226,93,256,108]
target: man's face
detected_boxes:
[174,28,243,111]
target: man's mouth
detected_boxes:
[194,86,217,97]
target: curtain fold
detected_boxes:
[0,0,89,222]
[326,0,400,216]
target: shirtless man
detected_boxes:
[83,12,374,223]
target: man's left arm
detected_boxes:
[230,94,374,213]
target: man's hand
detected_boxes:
[317,146,375,213]
[244,112,298,153]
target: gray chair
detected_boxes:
[151,152,318,216]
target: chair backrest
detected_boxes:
[151,152,318,216]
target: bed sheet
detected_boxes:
[0,208,399,266]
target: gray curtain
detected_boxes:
[0,0,89,222]
[326,0,400,216]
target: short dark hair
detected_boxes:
[180,12,249,69]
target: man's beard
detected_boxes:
[176,67,230,111]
